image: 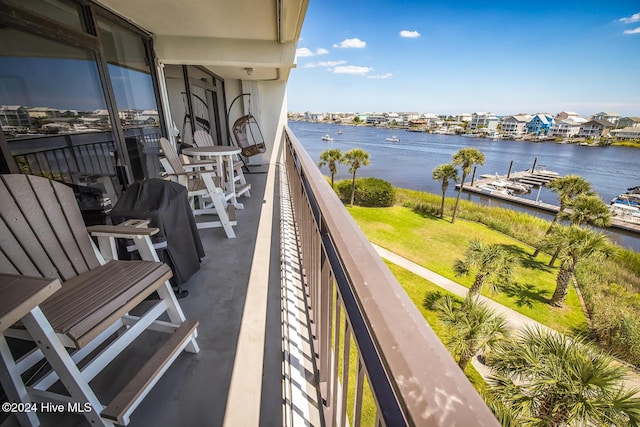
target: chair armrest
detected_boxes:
[87,225,160,239]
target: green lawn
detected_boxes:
[349,205,587,335]
[385,261,487,392]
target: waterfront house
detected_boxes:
[501,114,531,137]
[27,107,63,120]
[550,117,586,138]
[0,105,32,128]
[366,113,387,125]
[618,116,640,129]
[526,113,554,135]
[577,119,615,138]
[610,126,640,140]
[469,112,499,130]
[0,1,498,426]
[591,111,620,126]
[555,111,580,120]
[421,112,444,128]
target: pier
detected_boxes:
[457,170,640,235]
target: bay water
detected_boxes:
[288,120,640,251]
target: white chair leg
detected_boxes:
[0,334,40,426]
[21,307,113,427]
[132,236,199,353]
[201,173,236,238]
[156,282,200,354]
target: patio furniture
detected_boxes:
[193,129,251,200]
[111,178,205,290]
[159,137,237,238]
[0,174,199,426]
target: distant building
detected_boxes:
[385,112,402,125]
[610,126,640,139]
[501,114,531,136]
[454,113,472,123]
[550,117,586,138]
[420,113,442,128]
[365,114,386,125]
[617,117,640,128]
[591,112,620,126]
[28,107,62,119]
[577,119,615,138]
[469,112,499,130]
[555,111,579,120]
[0,105,31,128]
[399,112,420,122]
[526,114,554,135]
[304,112,325,122]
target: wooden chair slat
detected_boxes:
[41,261,172,347]
[28,175,100,273]
[0,174,198,425]
[0,249,20,275]
[0,180,59,278]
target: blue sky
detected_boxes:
[287,1,640,117]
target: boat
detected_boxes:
[337,130,343,134]
[321,134,333,141]
[385,136,399,143]
[462,133,479,138]
[477,183,512,196]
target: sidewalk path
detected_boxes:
[371,243,640,391]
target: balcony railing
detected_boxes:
[8,127,163,195]
[284,127,499,426]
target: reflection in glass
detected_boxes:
[97,16,162,180]
[0,26,120,211]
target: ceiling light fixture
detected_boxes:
[244,67,254,76]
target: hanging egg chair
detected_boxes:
[228,93,266,158]
[232,114,267,157]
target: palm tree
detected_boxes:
[485,326,640,427]
[453,240,517,298]
[318,148,344,189]
[435,296,509,371]
[547,193,612,266]
[451,148,485,223]
[432,164,459,218]
[342,148,370,207]
[532,175,592,257]
[539,225,613,307]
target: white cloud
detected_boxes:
[399,30,421,38]
[303,60,347,68]
[333,65,372,75]
[333,38,366,48]
[368,73,393,79]
[624,27,640,34]
[619,12,640,24]
[296,47,330,58]
[296,47,314,57]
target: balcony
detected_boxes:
[3,127,498,426]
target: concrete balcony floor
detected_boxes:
[2,152,322,426]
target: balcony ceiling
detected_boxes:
[96,0,309,80]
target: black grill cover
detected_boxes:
[112,179,204,285]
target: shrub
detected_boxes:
[335,177,395,207]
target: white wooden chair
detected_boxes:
[159,137,237,238]
[193,130,251,199]
[0,174,199,426]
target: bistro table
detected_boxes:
[181,146,245,209]
[0,273,62,426]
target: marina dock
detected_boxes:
[457,170,640,235]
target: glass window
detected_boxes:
[4,0,84,31]
[0,26,122,210]
[96,15,163,181]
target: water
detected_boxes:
[288,121,640,251]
